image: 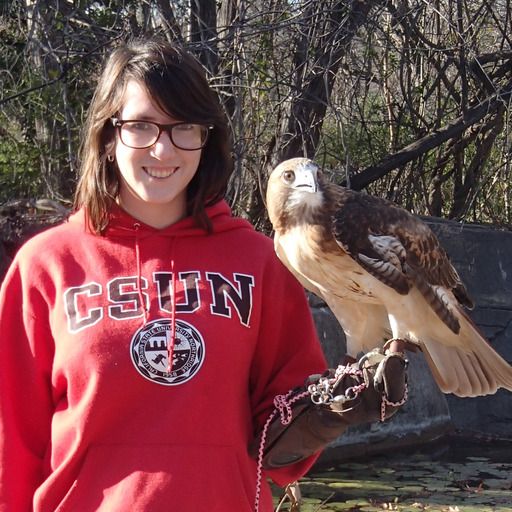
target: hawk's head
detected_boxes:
[266,158,325,231]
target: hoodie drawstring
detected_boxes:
[134,223,149,326]
[167,259,177,373]
[133,222,177,373]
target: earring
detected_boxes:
[107,154,115,163]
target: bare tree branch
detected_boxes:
[348,77,512,190]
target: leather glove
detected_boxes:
[249,349,407,469]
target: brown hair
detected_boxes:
[74,38,232,233]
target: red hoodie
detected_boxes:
[0,200,327,511]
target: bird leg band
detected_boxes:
[249,350,408,470]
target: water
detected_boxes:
[271,433,512,511]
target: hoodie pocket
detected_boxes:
[55,444,256,511]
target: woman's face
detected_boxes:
[114,80,202,229]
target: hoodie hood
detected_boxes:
[68,199,253,241]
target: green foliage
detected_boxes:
[0,0,106,202]
[0,133,42,202]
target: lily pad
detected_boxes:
[328,480,396,491]
[395,484,428,493]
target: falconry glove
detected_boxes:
[249,349,407,469]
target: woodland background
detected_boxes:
[1,0,512,232]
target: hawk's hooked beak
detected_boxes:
[293,164,318,194]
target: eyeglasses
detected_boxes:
[111,118,213,150]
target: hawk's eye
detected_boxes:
[282,171,295,182]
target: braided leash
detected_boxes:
[253,364,365,512]
[254,388,310,512]
[380,382,408,421]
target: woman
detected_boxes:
[0,38,329,511]
[0,38,406,511]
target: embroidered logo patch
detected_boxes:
[130,318,205,385]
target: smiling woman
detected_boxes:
[112,79,205,229]
[75,38,232,234]
[0,38,330,512]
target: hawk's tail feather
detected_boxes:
[420,320,512,397]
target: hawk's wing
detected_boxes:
[325,185,473,335]
[330,186,473,310]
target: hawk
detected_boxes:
[266,157,512,397]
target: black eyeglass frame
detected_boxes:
[111,118,214,151]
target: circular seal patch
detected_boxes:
[130,318,205,385]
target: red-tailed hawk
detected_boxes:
[266,157,512,397]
